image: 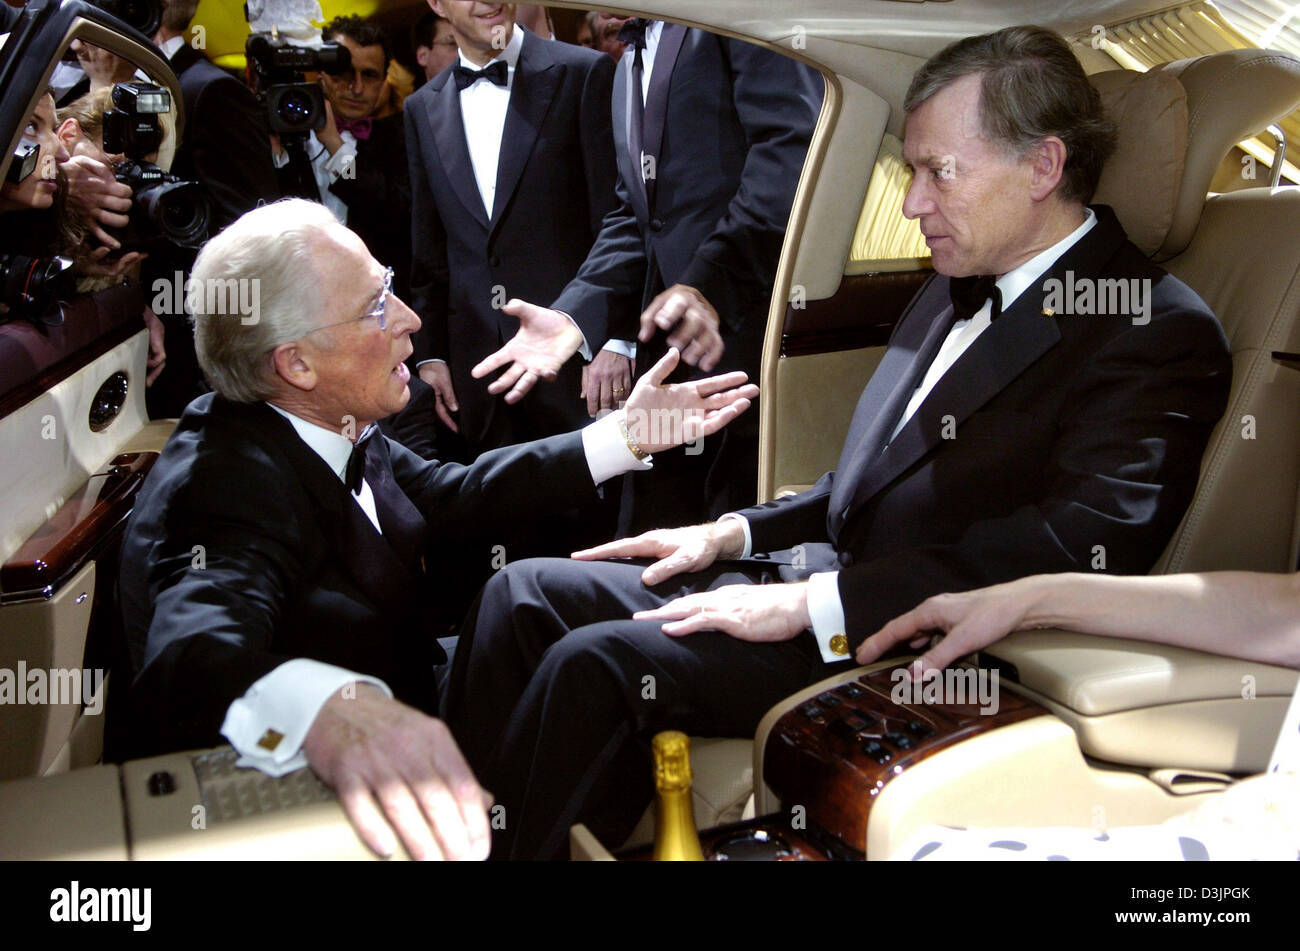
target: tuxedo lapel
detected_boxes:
[614,53,650,222]
[827,277,953,538]
[428,73,491,230]
[491,32,560,231]
[831,206,1128,535]
[642,22,687,209]
[240,403,421,617]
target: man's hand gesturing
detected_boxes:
[620,347,758,453]
[639,284,725,371]
[303,684,491,861]
[471,299,585,404]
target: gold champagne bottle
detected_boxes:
[651,731,706,861]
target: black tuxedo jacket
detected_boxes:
[329,113,412,302]
[405,31,620,445]
[552,27,822,378]
[168,44,280,232]
[118,393,597,753]
[740,206,1232,645]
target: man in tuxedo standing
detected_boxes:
[404,0,630,463]
[147,0,281,417]
[444,25,1233,859]
[473,21,823,535]
[117,198,759,861]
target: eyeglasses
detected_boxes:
[307,266,394,336]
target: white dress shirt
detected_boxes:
[221,403,652,775]
[724,209,1099,663]
[271,132,357,226]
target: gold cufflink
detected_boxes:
[829,634,849,656]
[257,729,285,751]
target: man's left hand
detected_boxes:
[639,284,725,371]
[635,581,811,642]
[582,349,632,417]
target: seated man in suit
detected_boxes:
[443,25,1235,859]
[116,198,758,861]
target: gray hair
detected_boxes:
[191,198,334,403]
[904,25,1117,204]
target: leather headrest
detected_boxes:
[1091,49,1300,261]
[1091,68,1189,258]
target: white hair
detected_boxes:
[191,198,335,403]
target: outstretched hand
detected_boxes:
[471,299,585,404]
[622,348,758,454]
[855,580,1039,675]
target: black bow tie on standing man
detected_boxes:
[452,58,509,91]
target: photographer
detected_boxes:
[2,90,164,382]
[143,0,279,418]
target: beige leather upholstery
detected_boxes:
[1092,69,1189,258]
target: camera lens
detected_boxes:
[278,89,314,126]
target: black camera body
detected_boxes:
[103,83,210,251]
[245,33,352,136]
[0,253,74,323]
[89,0,163,38]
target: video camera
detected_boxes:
[103,82,210,251]
[245,33,352,136]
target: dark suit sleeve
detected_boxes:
[391,429,598,537]
[834,306,1231,649]
[328,123,411,230]
[187,74,281,230]
[406,107,451,365]
[578,53,620,239]
[677,39,822,333]
[132,458,312,745]
[739,471,835,552]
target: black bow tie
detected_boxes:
[344,428,378,495]
[949,274,1003,323]
[617,17,651,48]
[452,59,508,91]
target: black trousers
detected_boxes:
[441,556,827,860]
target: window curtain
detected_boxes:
[847,134,931,271]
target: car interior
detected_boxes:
[1,0,1298,861]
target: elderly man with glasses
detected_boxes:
[116,199,758,861]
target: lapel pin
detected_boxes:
[1042,307,1055,317]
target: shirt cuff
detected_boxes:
[601,339,636,359]
[324,136,358,182]
[583,409,652,486]
[554,309,592,362]
[220,659,392,777]
[807,571,851,663]
[717,513,753,558]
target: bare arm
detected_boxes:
[858,571,1300,673]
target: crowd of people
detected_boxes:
[4,2,1294,861]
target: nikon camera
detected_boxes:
[104,82,210,251]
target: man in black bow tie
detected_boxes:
[116,199,759,861]
[444,25,1233,859]
[400,1,629,474]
